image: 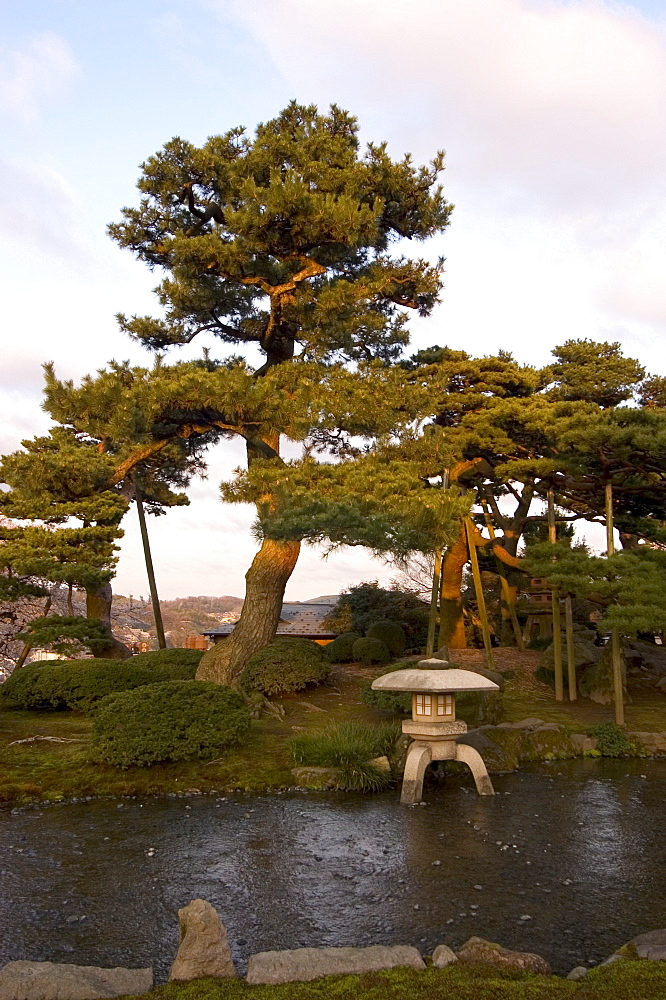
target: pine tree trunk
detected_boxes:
[439,524,468,649]
[196,537,301,687]
[86,583,131,659]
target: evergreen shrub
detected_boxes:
[130,648,202,676]
[361,660,413,714]
[241,637,329,696]
[366,621,406,657]
[289,721,399,791]
[589,722,644,757]
[91,680,251,767]
[0,655,200,712]
[352,637,391,665]
[323,632,362,663]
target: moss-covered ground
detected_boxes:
[1,653,664,805]
[120,961,666,1000]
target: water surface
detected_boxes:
[1,758,665,978]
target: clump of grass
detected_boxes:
[289,721,400,791]
[589,722,645,757]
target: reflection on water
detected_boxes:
[1,759,665,978]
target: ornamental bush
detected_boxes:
[366,621,406,657]
[289,721,399,791]
[323,632,362,663]
[352,637,391,666]
[0,653,201,713]
[589,722,644,757]
[241,637,329,696]
[361,660,412,714]
[130,648,202,677]
[90,680,251,767]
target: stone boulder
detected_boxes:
[455,730,517,773]
[291,767,342,790]
[455,936,551,975]
[431,945,458,968]
[519,726,577,762]
[0,962,152,1000]
[169,898,236,981]
[246,945,425,985]
[579,642,628,706]
[540,628,600,679]
[628,732,666,753]
[610,928,666,962]
[570,733,598,753]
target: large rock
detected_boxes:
[540,628,600,678]
[579,642,628,705]
[0,962,152,1000]
[431,945,458,968]
[246,945,425,985]
[169,898,236,981]
[291,767,342,790]
[456,729,519,772]
[628,732,666,753]
[455,936,551,975]
[520,726,577,762]
[611,928,666,961]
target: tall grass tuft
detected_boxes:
[289,721,400,792]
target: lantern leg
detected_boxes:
[400,742,433,804]
[454,744,495,796]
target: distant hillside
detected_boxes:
[112,593,244,649]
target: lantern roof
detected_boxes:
[371,661,500,693]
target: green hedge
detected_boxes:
[90,680,251,767]
[323,632,362,663]
[241,637,329,696]
[352,637,391,665]
[0,653,200,713]
[366,621,406,657]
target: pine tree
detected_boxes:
[106,101,456,685]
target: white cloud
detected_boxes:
[0,32,78,123]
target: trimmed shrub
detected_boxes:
[352,637,391,666]
[90,680,251,767]
[130,648,202,677]
[361,660,413,714]
[0,654,200,713]
[589,722,643,757]
[323,632,362,664]
[366,621,406,657]
[241,637,329,696]
[289,721,400,791]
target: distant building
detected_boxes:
[202,596,340,645]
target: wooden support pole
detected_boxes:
[480,499,525,651]
[134,481,167,650]
[436,553,447,652]
[426,547,442,656]
[605,482,625,726]
[547,490,564,701]
[465,517,495,670]
[564,594,577,701]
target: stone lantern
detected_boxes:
[371,657,499,804]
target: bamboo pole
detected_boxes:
[465,517,495,670]
[605,482,625,726]
[134,481,167,650]
[426,547,442,656]
[564,594,577,701]
[480,499,525,651]
[435,553,447,652]
[547,490,564,701]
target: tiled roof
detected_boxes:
[202,601,338,639]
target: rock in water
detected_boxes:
[169,899,236,980]
[610,928,666,962]
[246,945,425,985]
[456,936,551,975]
[0,962,152,1000]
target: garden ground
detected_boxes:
[1,650,664,805]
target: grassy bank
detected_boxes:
[122,962,666,1000]
[1,654,664,806]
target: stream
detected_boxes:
[2,758,665,979]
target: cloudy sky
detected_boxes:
[2,0,665,601]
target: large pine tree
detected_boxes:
[106,102,457,684]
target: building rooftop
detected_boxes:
[202,600,339,639]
